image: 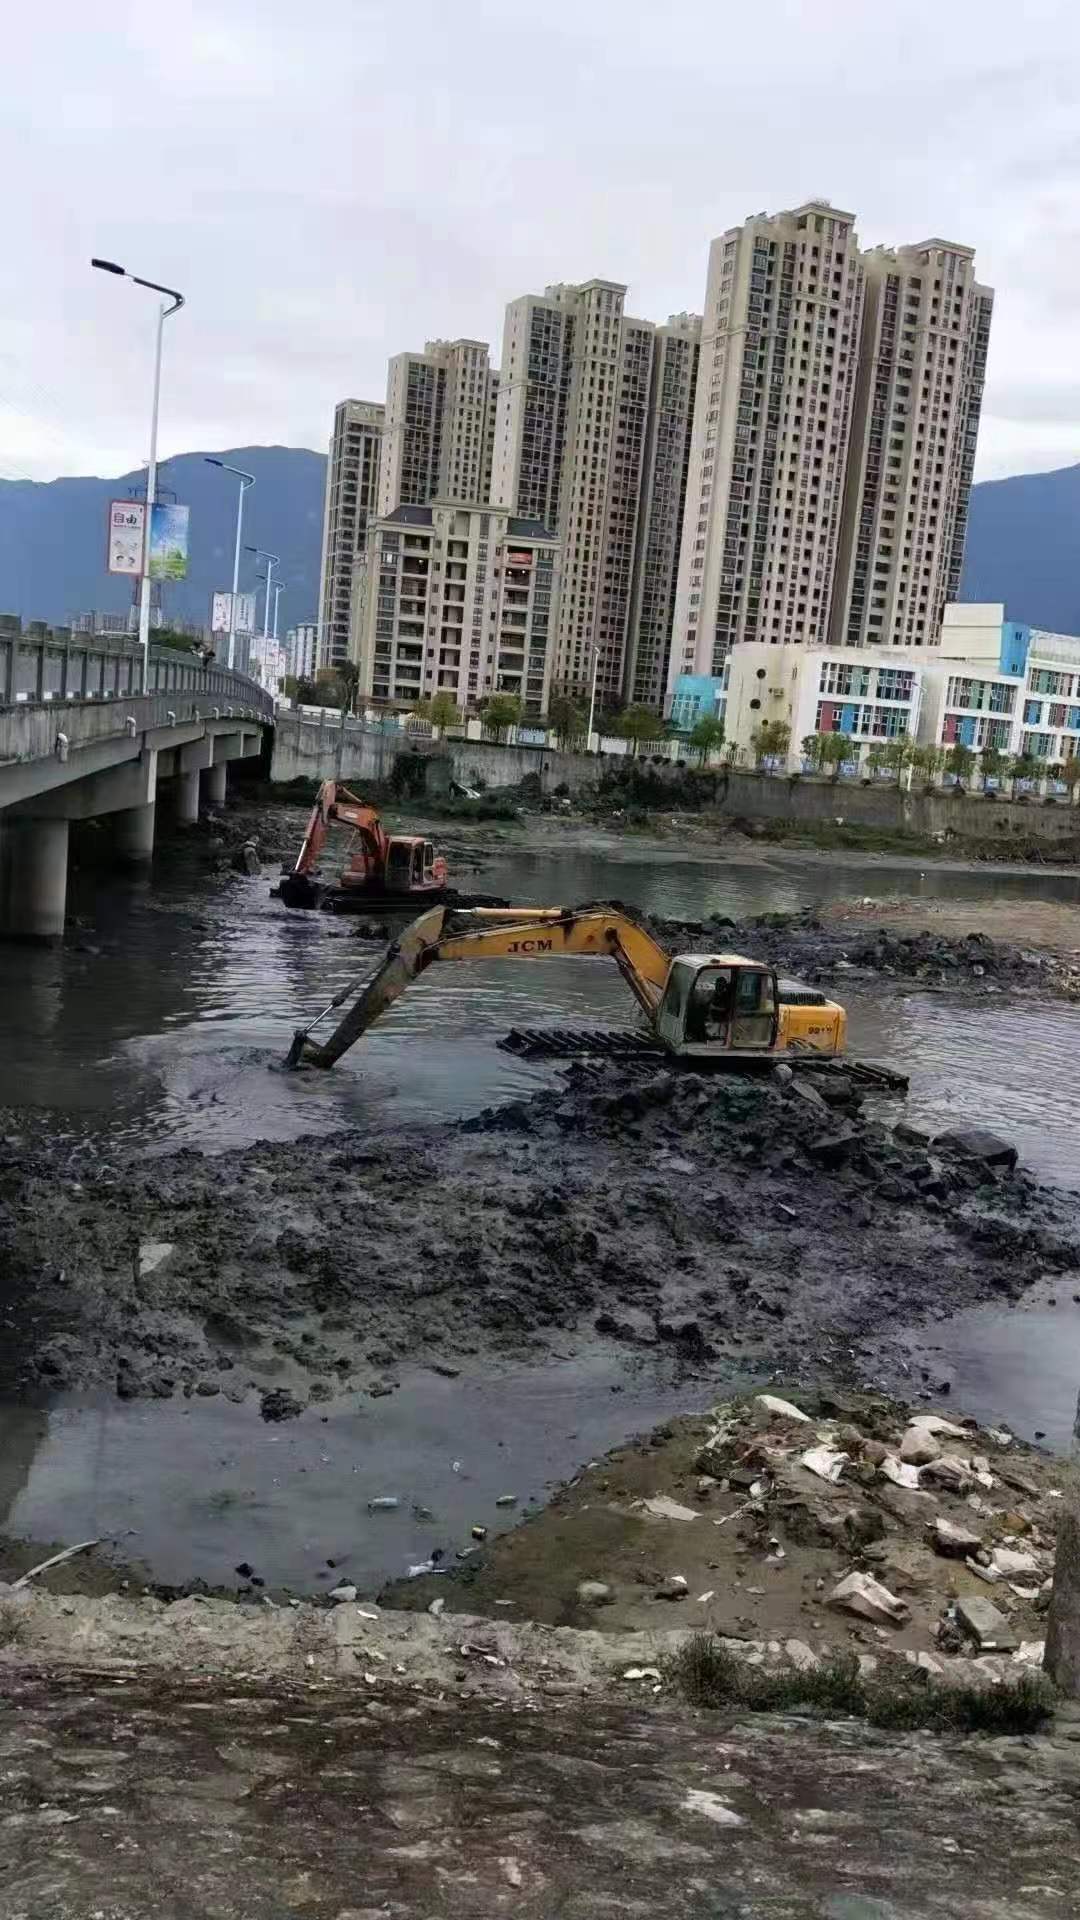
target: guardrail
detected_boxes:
[0,617,274,719]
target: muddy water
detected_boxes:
[1,820,1079,1589]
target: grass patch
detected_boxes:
[665,1636,1054,1736]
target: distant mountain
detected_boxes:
[960,462,1080,634]
[2,443,1078,642]
[0,446,326,632]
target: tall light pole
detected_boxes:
[205,458,254,671]
[91,258,184,694]
[586,646,601,749]
[245,546,279,647]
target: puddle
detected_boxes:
[0,1349,740,1593]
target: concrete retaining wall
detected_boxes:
[270,715,1080,846]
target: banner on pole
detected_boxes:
[107,500,145,575]
[148,503,190,581]
[233,591,256,634]
[210,591,232,633]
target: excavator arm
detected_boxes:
[291,780,388,878]
[286,904,673,1069]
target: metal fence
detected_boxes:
[0,617,274,718]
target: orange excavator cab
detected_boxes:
[279,781,448,910]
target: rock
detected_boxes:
[576,1581,612,1608]
[806,1131,856,1169]
[232,840,261,875]
[991,1545,1040,1578]
[922,1453,974,1493]
[893,1120,931,1147]
[753,1393,811,1423]
[829,1570,910,1626]
[328,1583,358,1602]
[428,1596,445,1618]
[930,1517,983,1558]
[656,1574,689,1601]
[956,1595,1018,1651]
[933,1126,1018,1171]
[785,1638,819,1671]
[909,1413,968,1439]
[138,1240,176,1279]
[259,1387,304,1422]
[367,1497,400,1513]
[900,1425,940,1466]
[495,1494,517,1509]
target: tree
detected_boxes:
[480,692,523,737]
[882,736,914,785]
[548,693,587,745]
[865,742,889,778]
[1057,755,1080,799]
[946,740,976,783]
[616,704,667,755]
[802,730,847,778]
[337,659,360,713]
[427,691,460,729]
[1010,750,1040,786]
[978,743,1006,786]
[315,665,348,710]
[749,718,791,769]
[689,714,725,764]
[910,742,945,787]
[801,731,829,773]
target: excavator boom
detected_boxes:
[287,904,673,1069]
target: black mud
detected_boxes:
[3,1065,1078,1409]
[650,908,1080,995]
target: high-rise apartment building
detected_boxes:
[355,500,558,714]
[317,398,384,669]
[492,279,654,706]
[828,241,994,650]
[624,313,702,708]
[668,202,866,699]
[377,340,499,515]
[666,203,992,709]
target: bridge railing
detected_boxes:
[0,617,274,719]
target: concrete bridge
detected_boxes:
[0,617,273,940]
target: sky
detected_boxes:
[2,0,1078,485]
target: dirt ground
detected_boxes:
[2,1658,1080,1919]
[383,1390,1071,1667]
[824,893,1080,956]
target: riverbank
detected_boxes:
[3,1653,1078,1919]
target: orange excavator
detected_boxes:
[278,781,448,911]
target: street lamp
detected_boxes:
[91,258,185,694]
[586,646,601,749]
[205,458,255,672]
[272,581,286,643]
[245,545,280,647]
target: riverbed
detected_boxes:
[1,814,1078,1594]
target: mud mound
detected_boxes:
[2,1067,1077,1410]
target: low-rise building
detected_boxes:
[669,672,726,733]
[921,603,1080,765]
[724,640,922,766]
[355,500,559,715]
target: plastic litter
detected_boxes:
[636,1495,701,1522]
[622,1666,662,1681]
[367,1497,399,1512]
[754,1394,811,1423]
[799,1445,849,1484]
[880,1454,925,1492]
[829,1570,910,1626]
[428,1596,445,1618]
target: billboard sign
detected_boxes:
[107,499,145,575]
[147,503,190,580]
[233,591,256,634]
[211,591,232,633]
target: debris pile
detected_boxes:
[649,909,1080,999]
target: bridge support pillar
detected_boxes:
[175,771,200,824]
[1,817,69,943]
[204,763,227,807]
[114,801,156,864]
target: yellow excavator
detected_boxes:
[286,903,848,1070]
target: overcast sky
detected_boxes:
[2,0,1077,485]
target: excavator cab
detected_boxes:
[656,955,779,1057]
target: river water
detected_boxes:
[1,818,1078,1590]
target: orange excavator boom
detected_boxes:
[291,780,389,878]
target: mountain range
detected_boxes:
[2,446,1079,642]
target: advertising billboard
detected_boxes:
[211,591,232,633]
[107,499,146,576]
[233,591,256,634]
[147,503,190,581]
